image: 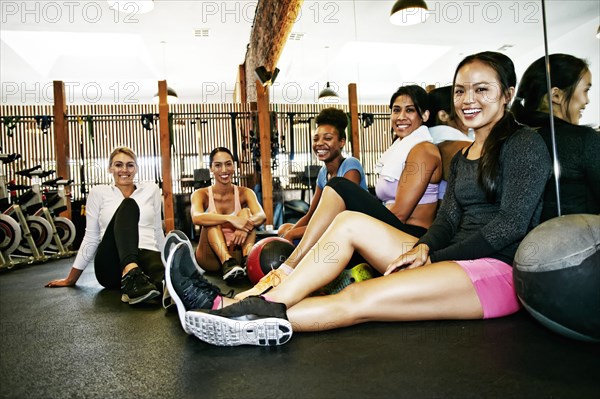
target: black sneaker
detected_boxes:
[241,255,248,274]
[165,242,222,333]
[162,230,202,272]
[222,258,246,281]
[121,268,160,305]
[184,296,293,346]
[161,230,205,310]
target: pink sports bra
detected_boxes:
[205,185,241,214]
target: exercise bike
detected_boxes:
[42,177,76,255]
[0,157,42,266]
[1,154,22,256]
[14,167,75,258]
[1,154,22,269]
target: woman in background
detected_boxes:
[46,147,165,306]
[191,147,266,281]
[511,53,599,220]
[277,107,367,242]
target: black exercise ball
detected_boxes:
[514,214,600,342]
[247,237,295,284]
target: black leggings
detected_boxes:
[94,198,163,290]
[326,177,428,238]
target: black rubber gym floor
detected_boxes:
[1,257,599,399]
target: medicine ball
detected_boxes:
[247,237,295,284]
[513,214,600,343]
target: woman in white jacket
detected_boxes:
[46,146,165,306]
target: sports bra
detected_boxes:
[205,185,241,215]
[375,178,439,206]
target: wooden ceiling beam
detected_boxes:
[244,0,303,102]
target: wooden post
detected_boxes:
[256,80,273,226]
[52,80,71,218]
[238,64,247,103]
[158,80,175,232]
[348,83,360,160]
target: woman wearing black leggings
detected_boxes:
[236,85,442,300]
[326,177,428,238]
[46,147,165,305]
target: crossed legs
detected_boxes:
[283,178,425,270]
[262,211,483,331]
[284,186,347,268]
[195,208,256,272]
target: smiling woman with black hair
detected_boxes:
[276,107,367,243]
[511,53,600,220]
[191,147,266,282]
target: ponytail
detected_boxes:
[479,113,521,201]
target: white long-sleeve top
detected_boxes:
[72,182,165,271]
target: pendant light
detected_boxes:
[390,0,429,26]
[318,82,338,101]
[318,46,338,102]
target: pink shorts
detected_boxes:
[221,224,236,247]
[454,258,521,319]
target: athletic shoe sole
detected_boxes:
[164,242,193,334]
[121,289,160,305]
[185,310,293,346]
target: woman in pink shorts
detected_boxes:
[191,147,266,281]
[179,52,553,346]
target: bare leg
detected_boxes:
[206,226,232,264]
[196,207,254,272]
[285,186,347,268]
[287,262,483,331]
[243,230,256,257]
[266,211,420,307]
[195,227,224,273]
[238,208,256,256]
